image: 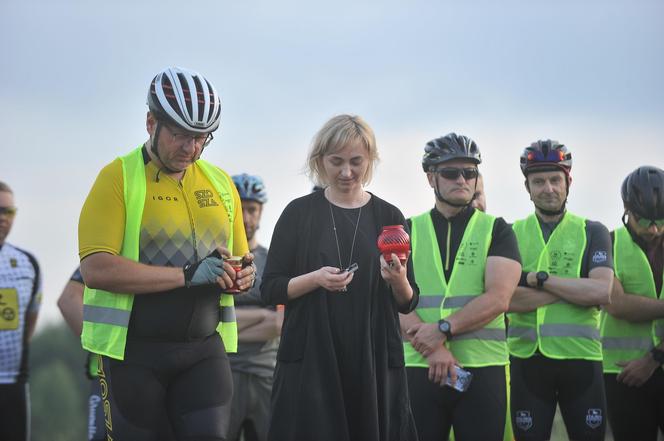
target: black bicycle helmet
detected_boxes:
[520,140,572,176]
[148,67,221,133]
[422,133,481,172]
[621,166,664,221]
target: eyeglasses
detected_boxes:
[631,212,664,228]
[434,167,479,181]
[163,124,213,147]
[0,206,17,217]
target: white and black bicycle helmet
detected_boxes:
[148,67,222,133]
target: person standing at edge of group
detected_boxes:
[471,172,486,212]
[402,133,521,441]
[57,266,106,441]
[600,166,664,441]
[507,140,613,441]
[78,66,257,441]
[0,182,42,441]
[227,174,282,441]
[260,114,420,441]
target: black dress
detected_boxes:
[261,191,419,441]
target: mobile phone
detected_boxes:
[344,263,359,273]
[445,365,473,392]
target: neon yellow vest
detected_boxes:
[600,227,664,373]
[81,146,238,360]
[405,210,508,367]
[508,212,602,360]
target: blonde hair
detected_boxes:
[306,114,379,187]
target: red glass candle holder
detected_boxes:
[377,225,410,264]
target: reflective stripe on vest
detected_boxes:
[81,146,239,360]
[600,227,663,373]
[405,210,508,368]
[507,212,602,361]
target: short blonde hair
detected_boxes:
[306,114,380,187]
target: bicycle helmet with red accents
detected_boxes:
[520,140,572,176]
[148,67,221,134]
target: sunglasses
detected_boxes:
[631,212,664,228]
[434,167,479,180]
[0,206,17,217]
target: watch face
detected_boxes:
[439,320,450,333]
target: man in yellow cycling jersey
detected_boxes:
[78,66,256,441]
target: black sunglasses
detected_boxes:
[434,167,479,180]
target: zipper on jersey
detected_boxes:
[445,220,451,272]
[179,181,199,261]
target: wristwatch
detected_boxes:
[650,348,664,365]
[536,271,549,289]
[438,319,453,340]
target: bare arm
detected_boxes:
[81,250,236,294]
[445,256,521,334]
[508,286,559,313]
[237,308,283,343]
[25,312,38,341]
[602,277,664,322]
[57,280,84,335]
[408,256,521,356]
[380,254,414,310]
[539,267,613,306]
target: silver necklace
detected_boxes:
[329,201,362,291]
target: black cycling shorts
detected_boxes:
[407,365,507,441]
[88,379,106,441]
[510,355,606,441]
[604,369,664,441]
[0,382,29,441]
[99,334,233,441]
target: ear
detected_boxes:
[567,174,573,188]
[524,178,530,194]
[146,112,157,136]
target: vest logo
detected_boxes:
[586,408,602,429]
[194,190,219,208]
[515,410,533,431]
[592,251,607,264]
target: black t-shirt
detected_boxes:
[407,206,521,281]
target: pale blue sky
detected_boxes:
[1,0,663,328]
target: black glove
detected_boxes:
[183,250,225,288]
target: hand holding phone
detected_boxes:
[344,263,359,273]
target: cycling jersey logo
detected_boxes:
[194,190,219,208]
[592,251,607,264]
[515,410,533,431]
[9,258,17,268]
[586,408,602,429]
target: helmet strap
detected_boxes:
[433,174,476,208]
[150,121,182,176]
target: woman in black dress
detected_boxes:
[261,114,419,441]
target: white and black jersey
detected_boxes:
[0,243,41,384]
